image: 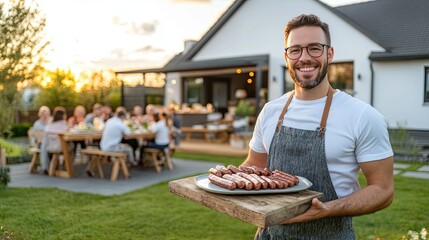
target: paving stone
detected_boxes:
[393,170,402,175]
[401,171,429,179]
[8,158,221,196]
[394,163,410,169]
[417,165,429,172]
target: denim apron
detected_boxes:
[255,87,355,240]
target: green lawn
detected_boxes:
[1,153,428,239]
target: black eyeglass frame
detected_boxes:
[284,43,330,60]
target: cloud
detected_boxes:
[131,21,158,35]
[112,16,158,36]
[136,45,164,53]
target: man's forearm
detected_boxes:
[325,183,394,218]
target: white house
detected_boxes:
[116,0,429,132]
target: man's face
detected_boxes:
[285,26,333,89]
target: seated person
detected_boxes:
[40,107,71,174]
[140,111,170,165]
[101,104,113,122]
[84,103,104,129]
[100,108,137,166]
[68,105,86,128]
[67,105,88,151]
[140,104,157,126]
[31,106,51,147]
[131,105,144,125]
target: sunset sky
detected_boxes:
[37,0,369,74]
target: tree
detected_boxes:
[34,69,78,110]
[77,70,121,110]
[34,69,122,112]
[0,0,48,136]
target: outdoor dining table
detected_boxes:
[57,130,154,178]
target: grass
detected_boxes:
[1,152,428,239]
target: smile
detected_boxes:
[298,66,317,72]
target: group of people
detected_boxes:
[32,103,180,174]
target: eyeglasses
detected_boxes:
[284,43,330,60]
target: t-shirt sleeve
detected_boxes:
[355,106,394,162]
[249,107,268,154]
[122,122,131,136]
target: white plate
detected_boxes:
[194,173,313,195]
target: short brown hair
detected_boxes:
[285,14,331,46]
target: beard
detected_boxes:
[288,61,328,89]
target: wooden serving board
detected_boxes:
[168,176,324,228]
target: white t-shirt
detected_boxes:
[100,116,130,150]
[150,119,170,145]
[249,90,393,198]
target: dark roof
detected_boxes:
[335,0,429,61]
[116,54,268,74]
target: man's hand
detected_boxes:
[281,198,329,224]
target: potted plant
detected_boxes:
[232,100,255,135]
[234,100,255,118]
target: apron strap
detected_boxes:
[275,90,294,132]
[275,86,335,136]
[319,86,334,137]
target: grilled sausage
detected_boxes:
[208,174,236,190]
[208,168,222,177]
[239,165,255,174]
[233,173,253,190]
[227,165,243,174]
[237,172,261,190]
[274,170,299,184]
[216,165,233,175]
[271,174,294,187]
[222,174,245,189]
[260,175,277,189]
[269,176,287,188]
[250,173,268,189]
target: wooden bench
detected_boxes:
[180,127,230,143]
[80,148,129,181]
[143,147,173,173]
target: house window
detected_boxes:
[283,66,294,93]
[283,62,354,94]
[328,62,354,94]
[425,67,429,103]
[184,77,205,105]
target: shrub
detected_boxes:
[235,100,255,117]
[0,166,10,187]
[10,123,32,137]
[0,139,26,158]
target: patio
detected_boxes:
[8,158,220,196]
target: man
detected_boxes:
[242,14,394,239]
[100,108,137,166]
[84,103,104,127]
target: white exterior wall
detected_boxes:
[373,60,429,130]
[190,0,383,102]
